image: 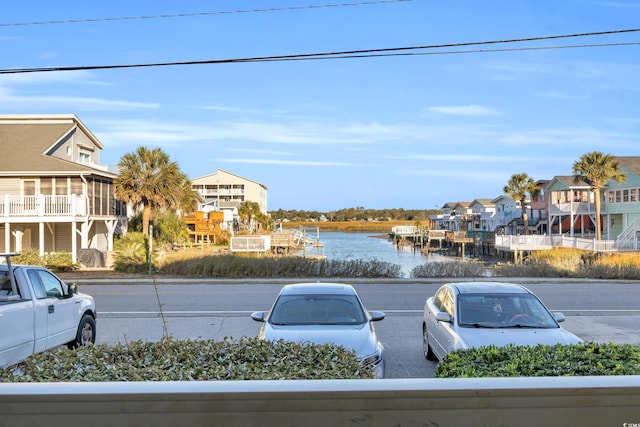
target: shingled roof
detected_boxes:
[0,115,112,176]
[614,156,640,175]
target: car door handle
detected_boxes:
[48,305,54,314]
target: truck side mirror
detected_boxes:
[67,282,78,296]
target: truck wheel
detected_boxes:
[67,314,96,349]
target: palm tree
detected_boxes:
[237,201,262,233]
[572,151,627,240]
[503,173,538,235]
[114,146,197,236]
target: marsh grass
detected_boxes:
[159,253,403,278]
[494,248,640,279]
[411,261,485,278]
[153,246,640,279]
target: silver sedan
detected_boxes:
[422,282,583,361]
[251,282,386,378]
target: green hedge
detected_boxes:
[10,249,78,272]
[435,342,640,378]
[0,337,373,382]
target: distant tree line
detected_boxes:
[269,207,441,222]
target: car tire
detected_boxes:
[67,314,96,349]
[423,324,438,361]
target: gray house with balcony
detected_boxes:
[0,115,127,265]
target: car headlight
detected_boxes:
[360,346,384,367]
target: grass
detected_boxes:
[282,220,417,233]
[107,236,640,280]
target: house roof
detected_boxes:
[0,115,113,177]
[191,169,267,189]
[470,198,494,207]
[491,194,516,204]
[547,175,591,190]
[614,156,640,175]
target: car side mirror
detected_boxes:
[436,312,452,323]
[251,311,266,322]
[370,311,385,322]
[66,282,78,297]
[552,312,566,323]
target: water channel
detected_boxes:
[301,230,452,277]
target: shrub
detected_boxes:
[113,232,155,273]
[435,342,640,378]
[493,262,566,278]
[411,261,485,278]
[9,249,78,272]
[0,337,373,382]
[11,248,42,266]
[43,252,78,272]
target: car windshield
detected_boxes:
[457,293,558,329]
[268,294,367,325]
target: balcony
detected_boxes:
[548,202,602,215]
[0,195,87,218]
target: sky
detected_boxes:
[1,1,639,212]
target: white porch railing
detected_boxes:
[230,235,271,252]
[548,201,600,215]
[495,235,626,252]
[0,195,86,217]
[391,225,417,236]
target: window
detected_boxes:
[79,152,90,164]
[23,180,36,196]
[435,288,447,311]
[26,270,46,299]
[442,289,455,317]
[34,270,64,298]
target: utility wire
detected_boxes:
[1,28,638,74]
[244,41,640,62]
[0,0,411,27]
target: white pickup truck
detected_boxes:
[0,253,96,368]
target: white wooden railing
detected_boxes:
[495,234,628,252]
[0,195,86,217]
[391,225,417,235]
[230,235,271,252]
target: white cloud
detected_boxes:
[0,88,158,111]
[427,105,500,116]
[398,168,506,182]
[220,158,359,167]
[226,148,294,156]
[0,70,103,86]
[535,91,589,100]
[386,154,540,162]
[201,105,263,114]
[499,128,637,146]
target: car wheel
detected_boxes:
[422,324,438,361]
[67,314,96,349]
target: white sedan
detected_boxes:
[251,282,386,378]
[422,282,583,361]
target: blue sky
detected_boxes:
[1,1,639,211]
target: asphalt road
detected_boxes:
[83,278,640,379]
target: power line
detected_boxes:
[247,41,640,62]
[0,0,411,27]
[1,28,638,74]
